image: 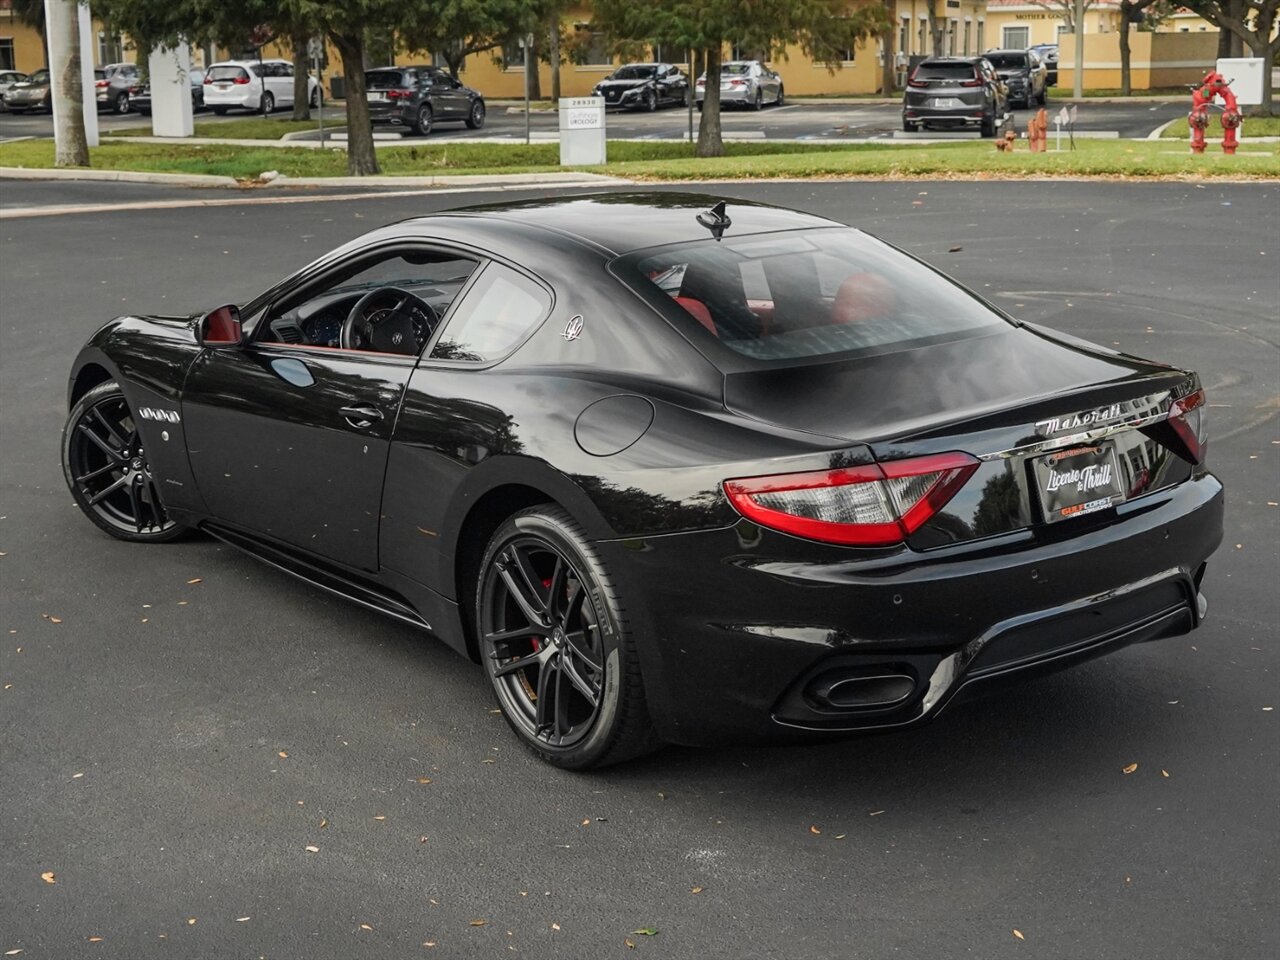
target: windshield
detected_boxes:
[722,64,752,76]
[616,228,1007,363]
[612,65,657,80]
[914,62,977,81]
[986,53,1029,70]
[26,69,50,84]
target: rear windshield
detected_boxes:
[612,65,656,79]
[366,69,411,88]
[207,65,248,82]
[914,62,977,81]
[986,53,1029,70]
[722,64,752,76]
[616,228,1007,363]
[27,69,50,84]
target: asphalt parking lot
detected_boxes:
[0,97,1189,142]
[1,179,1277,959]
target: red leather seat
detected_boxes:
[831,273,896,325]
[674,295,718,336]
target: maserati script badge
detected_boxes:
[562,314,584,341]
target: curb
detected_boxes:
[262,171,632,188]
[0,166,239,187]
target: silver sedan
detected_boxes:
[695,60,784,110]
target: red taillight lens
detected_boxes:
[1168,388,1207,463]
[233,75,250,85]
[907,69,925,88]
[960,77,983,87]
[387,88,413,99]
[203,75,213,85]
[95,79,109,88]
[724,453,979,547]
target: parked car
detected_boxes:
[902,56,1008,136]
[984,49,1048,108]
[592,63,689,111]
[364,65,485,136]
[695,60,784,110]
[203,59,318,115]
[1030,43,1059,87]
[0,69,28,110]
[59,193,1222,769]
[133,69,208,116]
[95,61,141,114]
[3,68,51,113]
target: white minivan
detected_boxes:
[203,59,319,115]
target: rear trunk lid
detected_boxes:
[723,325,1202,545]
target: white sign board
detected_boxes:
[558,96,606,166]
[564,107,602,130]
[1216,58,1265,106]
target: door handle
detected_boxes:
[339,404,384,428]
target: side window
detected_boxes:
[431,263,551,362]
[251,64,266,78]
[281,62,294,77]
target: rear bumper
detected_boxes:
[368,103,414,125]
[696,88,753,106]
[203,89,257,109]
[596,473,1223,746]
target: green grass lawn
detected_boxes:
[2,136,1277,181]
[1046,87,1195,99]
[1158,113,1280,138]
[112,116,347,140]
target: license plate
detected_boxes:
[929,97,963,109]
[367,92,386,102]
[215,83,230,90]
[1033,443,1126,523]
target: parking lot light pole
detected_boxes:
[688,48,694,144]
[1073,0,1084,100]
[524,34,532,146]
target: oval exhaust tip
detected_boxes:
[809,673,917,710]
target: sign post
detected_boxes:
[558,96,605,165]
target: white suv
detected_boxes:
[202,59,319,115]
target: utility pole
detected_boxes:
[45,0,95,166]
[1073,0,1085,99]
[524,33,532,145]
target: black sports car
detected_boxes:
[61,194,1223,769]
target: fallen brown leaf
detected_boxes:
[809,825,821,835]
[551,922,561,931]
[1122,762,1138,774]
[581,819,591,827]
[186,918,197,926]
[625,939,636,949]
[423,942,437,949]
[415,777,432,784]
[1013,928,1025,940]
[373,815,386,821]
[469,919,487,927]
[40,871,55,884]
[1161,770,1170,778]
[278,751,288,758]
[48,617,62,624]
[88,937,103,943]
[305,845,320,853]
[186,578,203,584]
[691,886,703,894]
[359,924,373,931]
[948,245,963,252]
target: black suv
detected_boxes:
[364,66,485,137]
[902,57,1008,137]
[984,49,1048,108]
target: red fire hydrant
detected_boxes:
[1189,71,1242,155]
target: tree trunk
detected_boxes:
[527,33,542,100]
[48,0,88,167]
[696,44,723,158]
[549,18,561,101]
[292,33,311,120]
[927,2,943,58]
[1119,12,1132,97]
[1227,0,1244,57]
[332,32,379,175]
[880,24,895,96]
[445,49,465,79]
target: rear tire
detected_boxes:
[260,91,274,114]
[465,100,485,130]
[903,120,919,132]
[310,88,319,108]
[412,103,433,136]
[477,506,661,770]
[212,106,228,116]
[776,85,785,106]
[980,109,996,138]
[61,381,188,543]
[113,92,130,114]
[753,89,763,111]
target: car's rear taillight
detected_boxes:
[203,75,213,85]
[724,453,979,547]
[960,75,983,87]
[233,75,250,85]
[907,68,925,88]
[1168,388,1207,463]
[95,79,109,88]
[387,88,413,99]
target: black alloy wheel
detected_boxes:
[114,91,129,114]
[414,103,433,136]
[61,381,185,543]
[465,100,485,130]
[477,506,659,769]
[260,91,274,114]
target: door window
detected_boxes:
[258,248,479,355]
[430,263,551,362]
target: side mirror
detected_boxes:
[199,304,242,346]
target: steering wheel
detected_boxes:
[340,286,438,355]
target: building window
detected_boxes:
[948,20,958,56]
[0,39,15,72]
[575,26,612,66]
[963,21,971,56]
[900,17,910,56]
[1002,25,1030,50]
[977,20,985,52]
[918,20,927,54]
[98,31,123,65]
[502,38,525,70]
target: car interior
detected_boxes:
[257,250,478,357]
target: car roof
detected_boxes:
[985,49,1028,55]
[429,192,841,257]
[209,59,287,66]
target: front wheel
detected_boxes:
[260,91,274,114]
[477,506,660,770]
[753,89,763,111]
[310,88,320,108]
[113,92,130,114]
[61,380,187,543]
[412,103,433,136]
[776,85,785,107]
[465,100,485,130]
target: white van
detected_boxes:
[202,59,319,115]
